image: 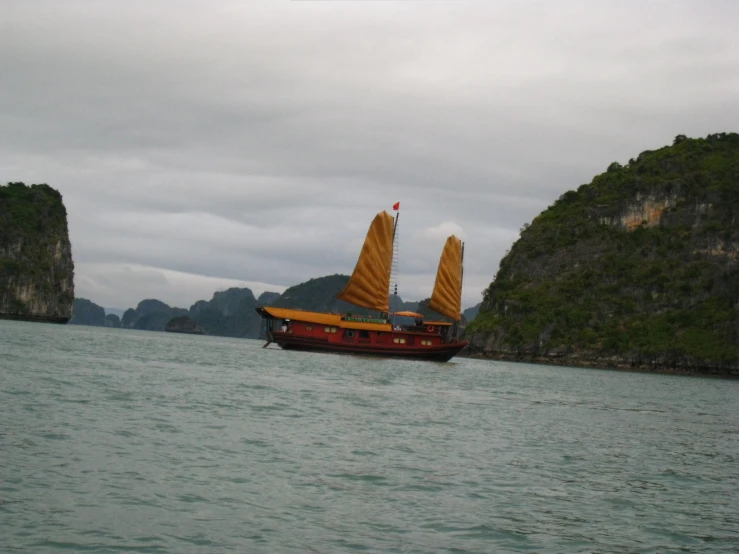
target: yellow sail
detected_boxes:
[336,211,395,313]
[428,235,463,321]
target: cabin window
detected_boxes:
[399,338,406,344]
[393,338,400,344]
[345,330,355,338]
[324,326,331,333]
[306,325,312,331]
[359,330,370,339]
[331,327,338,333]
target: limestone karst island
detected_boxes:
[466,133,739,375]
[1,133,738,376]
[0,182,74,323]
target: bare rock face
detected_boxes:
[0,183,74,323]
[465,133,739,376]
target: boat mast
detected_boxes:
[390,210,400,305]
[455,241,465,339]
[461,240,465,299]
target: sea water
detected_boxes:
[1,320,737,553]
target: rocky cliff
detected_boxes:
[0,182,74,323]
[271,274,355,313]
[67,277,430,339]
[120,299,188,331]
[104,313,121,328]
[69,298,105,326]
[465,133,739,376]
[271,274,419,316]
[257,291,281,306]
[68,298,122,327]
[189,287,260,337]
[165,315,204,334]
[75,288,278,337]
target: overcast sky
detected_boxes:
[2,0,738,310]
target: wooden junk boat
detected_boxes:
[256,209,468,362]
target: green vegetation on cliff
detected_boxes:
[0,182,74,322]
[73,275,427,338]
[271,274,422,318]
[189,288,259,337]
[105,314,121,328]
[69,298,106,326]
[272,275,354,313]
[466,133,739,373]
[257,291,281,306]
[120,299,188,331]
[165,315,204,334]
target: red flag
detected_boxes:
[393,201,400,211]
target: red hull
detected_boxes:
[257,307,467,362]
[271,332,467,362]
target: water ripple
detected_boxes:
[1,320,738,553]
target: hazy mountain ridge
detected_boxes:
[72,285,284,336]
[165,315,204,335]
[463,303,481,324]
[69,274,438,338]
[188,287,259,338]
[273,274,363,314]
[119,299,187,332]
[465,133,739,375]
[105,314,120,328]
[69,298,105,326]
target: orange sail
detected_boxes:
[428,235,463,321]
[336,211,395,313]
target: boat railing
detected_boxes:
[342,315,387,324]
[390,324,438,334]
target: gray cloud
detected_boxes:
[2,0,738,309]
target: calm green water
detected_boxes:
[1,321,737,553]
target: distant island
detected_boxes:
[165,315,204,335]
[0,183,74,323]
[68,275,475,340]
[466,133,739,376]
